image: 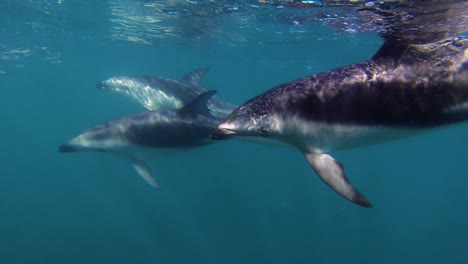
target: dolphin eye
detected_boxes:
[258,127,271,137]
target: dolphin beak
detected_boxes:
[211,127,237,140]
[58,143,80,153]
[96,81,107,89]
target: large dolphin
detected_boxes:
[212,0,468,207]
[60,91,221,187]
[97,67,236,118]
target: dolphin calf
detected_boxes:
[97,67,236,118]
[60,91,221,187]
[212,0,468,207]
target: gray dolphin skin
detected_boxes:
[212,0,468,208]
[96,67,237,118]
[59,91,221,187]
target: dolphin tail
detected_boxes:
[304,153,372,208]
[131,159,159,188]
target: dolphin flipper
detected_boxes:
[304,153,372,208]
[132,159,159,188]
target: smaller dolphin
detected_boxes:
[59,91,221,187]
[97,67,236,118]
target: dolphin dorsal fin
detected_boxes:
[363,1,466,62]
[177,90,216,118]
[181,67,210,86]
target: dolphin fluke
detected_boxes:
[58,144,80,153]
[305,153,372,208]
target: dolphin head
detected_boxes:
[96,80,109,89]
[96,76,148,93]
[96,77,115,90]
[96,76,138,92]
[59,121,128,153]
[212,92,285,141]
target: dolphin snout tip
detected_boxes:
[96,82,107,89]
[58,144,80,153]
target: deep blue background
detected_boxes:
[1,1,467,263]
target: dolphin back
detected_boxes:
[97,67,237,118]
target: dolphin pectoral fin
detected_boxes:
[304,153,372,208]
[132,159,159,188]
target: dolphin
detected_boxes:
[212,0,468,207]
[96,67,237,118]
[59,91,221,187]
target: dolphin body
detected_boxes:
[97,67,237,118]
[212,0,468,207]
[60,91,221,187]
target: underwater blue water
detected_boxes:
[1,1,468,263]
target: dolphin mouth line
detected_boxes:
[211,127,238,140]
